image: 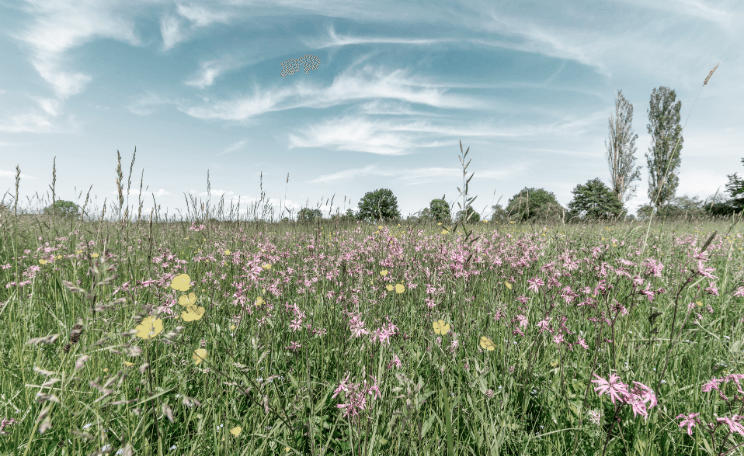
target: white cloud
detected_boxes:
[0,168,36,179]
[217,140,248,155]
[32,97,63,117]
[176,3,232,27]
[309,164,528,185]
[126,92,173,116]
[160,15,184,51]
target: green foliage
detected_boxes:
[567,178,625,221]
[297,207,323,222]
[637,193,736,219]
[428,197,451,223]
[455,206,480,223]
[646,86,683,209]
[357,188,401,222]
[726,158,744,210]
[490,204,509,223]
[42,199,80,218]
[506,187,565,222]
[331,209,356,222]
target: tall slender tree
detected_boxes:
[646,86,684,210]
[605,90,641,203]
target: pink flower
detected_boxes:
[592,373,629,405]
[387,354,402,370]
[527,277,544,293]
[733,286,744,298]
[676,413,701,436]
[717,416,744,437]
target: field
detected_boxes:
[1,206,743,455]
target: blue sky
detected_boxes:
[0,0,742,221]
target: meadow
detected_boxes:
[0,186,743,456]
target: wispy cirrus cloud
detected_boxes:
[309,163,529,185]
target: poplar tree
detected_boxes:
[646,86,684,210]
[605,90,641,203]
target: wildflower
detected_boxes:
[224,250,231,255]
[527,277,544,293]
[39,259,47,265]
[380,270,388,276]
[387,354,402,369]
[504,281,512,290]
[182,305,205,322]
[255,296,265,306]
[177,292,197,306]
[395,284,405,294]
[676,413,701,436]
[91,253,99,258]
[717,416,744,437]
[480,336,496,351]
[135,317,163,340]
[591,373,628,405]
[386,285,394,292]
[171,274,191,292]
[192,349,207,365]
[433,319,450,335]
[262,263,272,270]
[230,426,242,436]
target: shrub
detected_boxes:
[357,189,401,222]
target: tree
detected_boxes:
[506,187,564,222]
[357,188,401,222]
[605,90,642,203]
[297,207,322,222]
[646,86,684,210]
[568,178,625,220]
[456,206,481,223]
[43,200,80,218]
[428,196,451,223]
[726,158,744,211]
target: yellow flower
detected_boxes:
[103,368,108,373]
[483,220,488,223]
[135,317,163,340]
[380,270,388,277]
[224,249,231,255]
[39,259,47,265]
[437,223,442,226]
[433,319,450,335]
[230,426,242,437]
[76,250,83,255]
[255,296,265,306]
[192,348,207,365]
[697,301,703,307]
[441,229,448,234]
[395,284,405,294]
[479,336,496,351]
[509,221,515,224]
[285,448,290,453]
[230,324,236,330]
[378,226,383,230]
[386,285,394,292]
[91,253,100,258]
[505,281,512,290]
[182,305,205,322]
[55,255,62,260]
[262,263,272,270]
[171,274,191,291]
[124,361,135,367]
[550,360,559,368]
[178,292,197,307]
[185,237,189,240]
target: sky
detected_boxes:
[0,0,742,221]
